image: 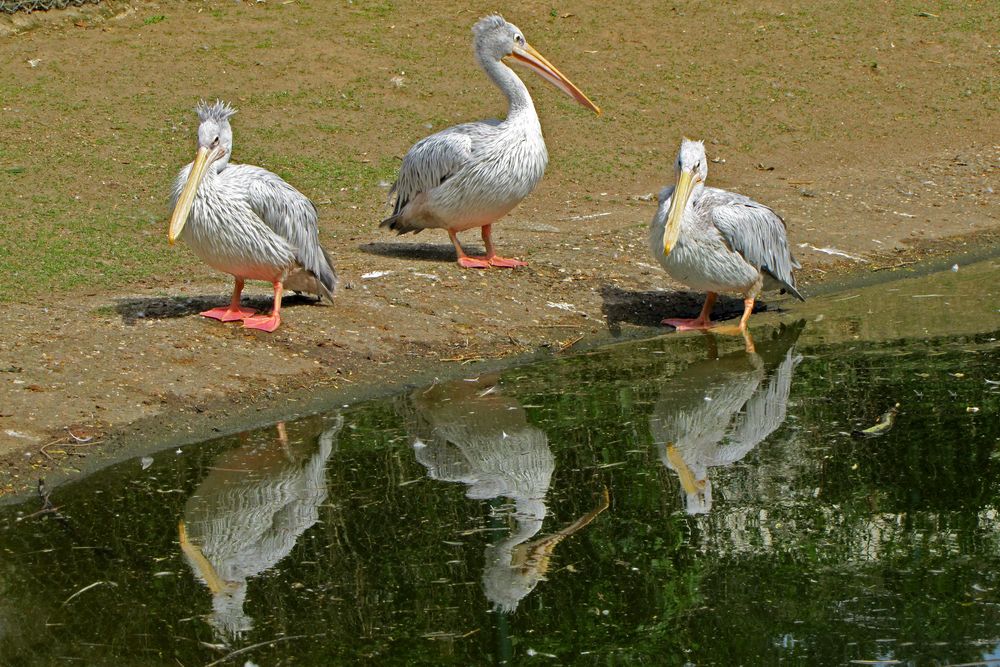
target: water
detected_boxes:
[2,261,999,665]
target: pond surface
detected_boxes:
[2,261,999,666]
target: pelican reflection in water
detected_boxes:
[178,416,342,640]
[650,322,804,515]
[402,375,608,612]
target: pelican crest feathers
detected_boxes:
[195,99,237,124]
[472,14,507,37]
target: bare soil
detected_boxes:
[0,1,997,496]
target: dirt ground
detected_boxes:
[0,1,997,496]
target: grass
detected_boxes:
[0,0,996,304]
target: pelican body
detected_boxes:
[403,375,607,613]
[381,15,600,269]
[168,100,337,332]
[650,140,803,343]
[650,323,803,514]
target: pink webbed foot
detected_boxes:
[487,256,528,268]
[661,318,712,331]
[200,306,258,322]
[242,313,281,333]
[457,256,491,269]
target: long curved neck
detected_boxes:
[480,58,537,121]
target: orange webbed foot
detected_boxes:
[487,256,528,268]
[457,256,491,269]
[201,306,257,322]
[242,313,281,332]
[661,318,712,331]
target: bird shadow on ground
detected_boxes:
[359,241,481,263]
[600,284,767,335]
[112,294,320,325]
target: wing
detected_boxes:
[239,166,337,297]
[706,189,804,300]
[388,123,481,217]
[723,347,802,460]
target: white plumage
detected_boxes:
[168,100,337,332]
[650,139,803,344]
[178,417,342,640]
[650,326,803,514]
[382,15,600,269]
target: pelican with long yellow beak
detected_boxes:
[168,100,337,332]
[650,139,804,342]
[381,15,601,268]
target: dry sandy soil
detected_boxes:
[0,1,997,496]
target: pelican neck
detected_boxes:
[480,57,538,120]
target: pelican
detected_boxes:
[179,416,342,640]
[401,375,607,613]
[649,322,803,515]
[168,100,337,332]
[381,15,600,268]
[650,139,804,344]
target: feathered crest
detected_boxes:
[472,14,507,38]
[195,99,237,124]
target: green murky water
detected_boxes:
[2,261,999,666]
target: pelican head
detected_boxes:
[662,139,708,256]
[472,15,600,115]
[168,100,237,244]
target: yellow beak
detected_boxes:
[663,168,695,256]
[507,42,601,115]
[168,145,221,245]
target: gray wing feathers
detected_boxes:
[244,168,337,302]
[381,125,476,232]
[725,349,802,458]
[708,192,804,301]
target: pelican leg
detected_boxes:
[448,229,490,269]
[482,224,527,268]
[200,278,258,322]
[243,281,283,332]
[710,297,757,353]
[662,292,717,330]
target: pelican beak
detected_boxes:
[663,168,695,256]
[168,145,222,245]
[508,42,601,115]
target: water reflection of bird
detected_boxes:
[649,139,803,348]
[381,15,600,269]
[650,322,804,514]
[403,375,607,612]
[168,100,337,332]
[178,415,342,640]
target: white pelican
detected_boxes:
[404,375,607,613]
[381,15,600,268]
[168,100,337,332]
[179,417,342,640]
[649,324,803,515]
[650,139,804,343]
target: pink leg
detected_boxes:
[448,229,490,269]
[200,278,258,322]
[482,224,527,268]
[662,292,717,330]
[243,281,283,332]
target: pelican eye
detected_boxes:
[210,136,220,148]
[515,34,525,46]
